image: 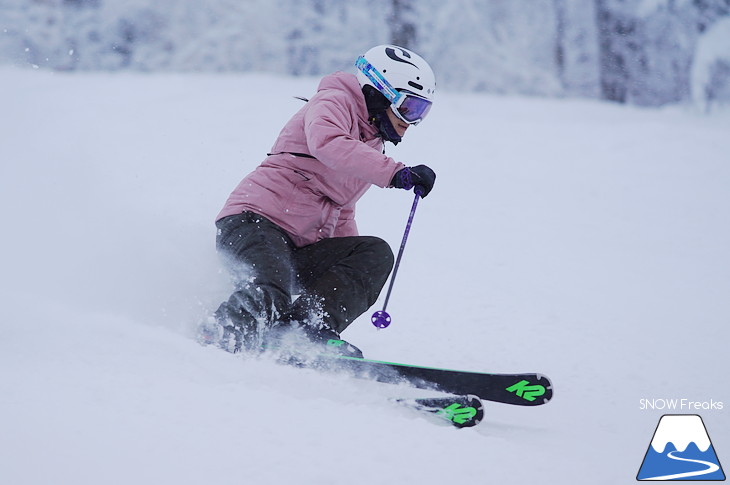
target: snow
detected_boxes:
[1,67,729,484]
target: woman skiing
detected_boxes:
[204,44,437,358]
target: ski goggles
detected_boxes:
[356,56,433,125]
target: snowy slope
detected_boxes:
[1,68,729,485]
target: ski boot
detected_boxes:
[198,306,261,354]
[306,325,364,359]
[262,320,363,367]
[196,314,223,346]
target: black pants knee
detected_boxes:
[215,212,394,334]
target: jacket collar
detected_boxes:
[316,72,381,142]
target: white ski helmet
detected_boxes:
[356,44,436,125]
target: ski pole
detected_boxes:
[371,189,422,328]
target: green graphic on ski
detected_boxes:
[313,353,553,406]
[393,394,485,428]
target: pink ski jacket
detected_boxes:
[217,72,405,247]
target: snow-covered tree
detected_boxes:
[691,16,730,111]
[1,0,729,107]
[416,0,562,96]
[555,0,601,98]
[389,0,417,49]
[595,0,730,106]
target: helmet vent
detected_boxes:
[408,81,424,91]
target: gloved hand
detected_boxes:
[390,165,436,198]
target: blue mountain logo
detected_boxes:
[637,414,725,481]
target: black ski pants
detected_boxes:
[215,212,394,334]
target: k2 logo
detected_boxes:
[438,403,478,425]
[506,380,546,402]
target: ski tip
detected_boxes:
[442,394,484,429]
[538,375,554,404]
[463,394,485,428]
[396,394,485,429]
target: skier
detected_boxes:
[203,44,437,358]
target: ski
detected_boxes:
[393,394,484,428]
[198,325,553,407]
[308,345,553,407]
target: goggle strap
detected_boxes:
[355,56,404,105]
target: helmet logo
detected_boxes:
[385,47,418,69]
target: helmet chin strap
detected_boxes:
[373,110,401,145]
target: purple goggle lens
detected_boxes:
[393,92,432,125]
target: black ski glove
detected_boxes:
[390,165,436,198]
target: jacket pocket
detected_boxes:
[292,169,311,181]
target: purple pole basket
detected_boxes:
[371,310,392,329]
